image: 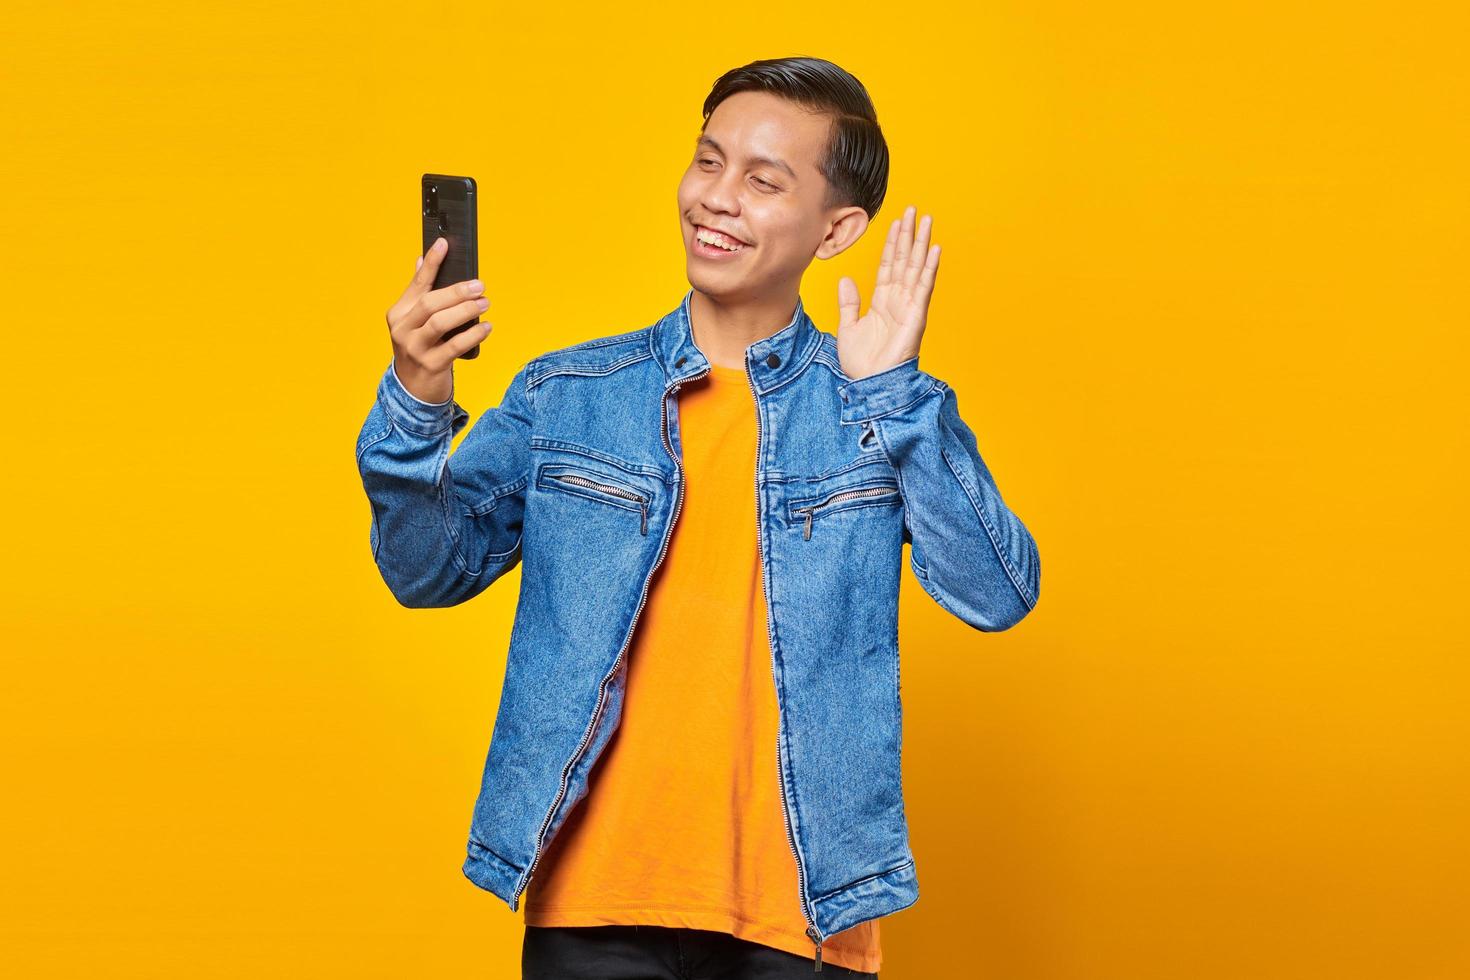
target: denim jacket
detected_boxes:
[355,289,1040,969]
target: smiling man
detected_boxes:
[357,57,1041,979]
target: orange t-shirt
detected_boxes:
[521,361,881,973]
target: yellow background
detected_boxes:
[4,2,1466,977]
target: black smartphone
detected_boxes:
[421,173,481,360]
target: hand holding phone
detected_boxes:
[383,234,493,405]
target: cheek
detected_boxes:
[754,215,806,261]
[676,170,704,202]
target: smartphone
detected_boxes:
[421,173,481,360]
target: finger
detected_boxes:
[422,321,493,373]
[388,239,448,328]
[420,295,493,345]
[400,278,486,337]
[447,320,493,361]
[904,214,932,291]
[405,236,448,298]
[917,244,940,304]
[836,277,861,335]
[893,205,916,274]
[876,218,899,289]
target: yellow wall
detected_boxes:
[4,2,1465,977]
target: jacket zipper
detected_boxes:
[745,365,825,972]
[793,484,898,541]
[511,369,705,911]
[546,472,649,535]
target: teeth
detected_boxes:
[697,227,744,250]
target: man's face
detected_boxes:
[677,90,867,304]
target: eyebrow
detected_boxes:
[695,135,798,180]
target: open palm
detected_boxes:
[836,205,942,381]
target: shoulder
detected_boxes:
[809,332,851,383]
[525,325,655,390]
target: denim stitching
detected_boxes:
[367,497,382,562]
[751,327,822,397]
[842,378,939,425]
[810,859,915,904]
[467,836,525,875]
[810,346,850,382]
[354,423,392,461]
[528,349,651,389]
[466,474,527,517]
[939,444,1036,611]
[527,329,650,383]
[871,418,958,616]
[436,442,486,581]
[377,387,459,440]
[802,454,898,483]
[529,437,667,479]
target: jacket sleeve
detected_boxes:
[354,359,535,608]
[836,355,1040,631]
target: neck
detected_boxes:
[689,289,800,370]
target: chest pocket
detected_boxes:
[537,462,652,536]
[786,460,903,541]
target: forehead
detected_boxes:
[700,90,828,174]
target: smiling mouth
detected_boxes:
[692,224,752,253]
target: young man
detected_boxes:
[356,57,1040,979]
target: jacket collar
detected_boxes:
[651,288,820,394]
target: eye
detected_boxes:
[696,157,777,190]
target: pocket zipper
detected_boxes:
[794,484,898,540]
[547,472,649,535]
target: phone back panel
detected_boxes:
[421,173,481,359]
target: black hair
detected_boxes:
[700,56,889,220]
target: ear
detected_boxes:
[816,207,871,260]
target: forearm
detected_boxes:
[355,362,525,608]
[838,357,1040,631]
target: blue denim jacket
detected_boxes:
[355,289,1040,968]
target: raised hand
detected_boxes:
[835,205,941,381]
[384,236,493,404]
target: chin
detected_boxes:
[686,263,744,300]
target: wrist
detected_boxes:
[836,356,940,425]
[391,359,453,406]
[380,360,466,438]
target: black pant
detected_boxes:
[522,924,879,980]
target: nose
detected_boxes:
[698,169,742,218]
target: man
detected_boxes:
[356,57,1040,979]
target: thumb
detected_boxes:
[837,277,861,335]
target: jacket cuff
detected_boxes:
[379,361,469,437]
[837,356,941,424]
